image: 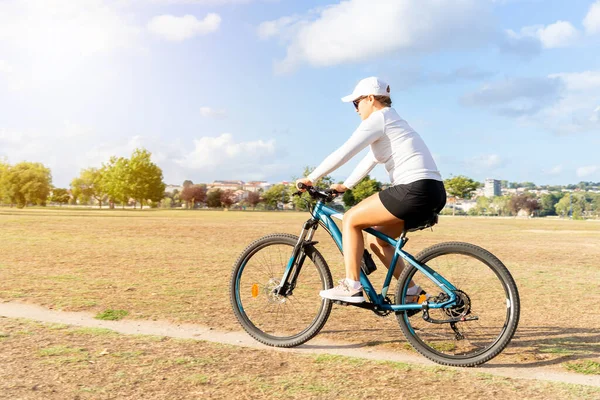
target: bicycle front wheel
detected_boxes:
[230,233,333,347]
[395,242,520,367]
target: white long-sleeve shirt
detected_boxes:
[307,107,442,189]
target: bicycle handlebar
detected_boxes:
[294,182,341,203]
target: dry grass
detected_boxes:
[1,208,599,370]
[1,318,599,400]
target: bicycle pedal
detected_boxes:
[333,300,350,306]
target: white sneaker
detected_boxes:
[320,280,365,303]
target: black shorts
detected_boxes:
[379,179,446,230]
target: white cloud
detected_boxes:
[0,0,142,92]
[545,164,563,175]
[591,106,600,123]
[0,60,13,74]
[177,134,277,170]
[147,14,221,41]
[584,0,600,35]
[0,0,141,56]
[260,0,493,72]
[506,20,579,49]
[150,0,255,4]
[467,154,505,170]
[576,165,599,178]
[257,15,300,40]
[462,71,600,134]
[199,107,227,118]
[0,125,288,186]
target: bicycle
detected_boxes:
[229,184,520,366]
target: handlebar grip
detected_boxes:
[296,182,308,190]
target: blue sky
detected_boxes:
[1,0,599,188]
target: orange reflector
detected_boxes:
[251,284,259,298]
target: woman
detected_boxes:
[296,77,446,303]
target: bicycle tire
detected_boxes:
[230,233,333,347]
[395,242,520,367]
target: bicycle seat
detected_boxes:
[406,213,438,233]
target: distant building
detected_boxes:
[484,179,501,198]
[244,181,272,192]
[208,180,244,191]
[165,184,183,194]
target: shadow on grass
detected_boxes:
[310,326,600,369]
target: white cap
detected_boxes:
[341,77,391,102]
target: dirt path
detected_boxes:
[1,302,598,388]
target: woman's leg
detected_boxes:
[365,223,405,279]
[342,192,401,281]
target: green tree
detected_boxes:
[555,193,585,219]
[50,188,70,206]
[350,176,381,203]
[207,189,223,208]
[490,196,510,216]
[263,184,290,210]
[291,166,334,211]
[444,175,479,216]
[71,167,105,208]
[101,157,131,209]
[0,159,9,204]
[3,162,52,208]
[469,196,491,216]
[342,190,356,209]
[539,192,562,216]
[127,148,166,209]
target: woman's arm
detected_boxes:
[342,150,378,189]
[307,112,384,183]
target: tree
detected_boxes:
[539,193,562,216]
[469,196,491,216]
[342,190,356,209]
[444,175,479,216]
[291,166,334,211]
[490,196,510,216]
[509,193,540,216]
[220,189,236,208]
[127,148,166,209]
[101,157,131,209]
[71,167,105,208]
[207,189,222,208]
[4,162,52,207]
[180,184,207,208]
[247,191,261,210]
[351,176,381,203]
[0,159,9,205]
[50,188,70,206]
[263,184,290,210]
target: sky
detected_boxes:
[0,0,599,188]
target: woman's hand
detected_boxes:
[296,178,313,191]
[330,183,348,193]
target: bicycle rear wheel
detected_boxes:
[230,233,333,347]
[395,242,520,367]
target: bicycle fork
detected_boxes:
[274,218,320,297]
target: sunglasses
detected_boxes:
[353,96,367,110]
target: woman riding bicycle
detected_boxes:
[296,77,446,304]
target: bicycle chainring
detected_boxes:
[372,296,394,318]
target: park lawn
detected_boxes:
[1,318,599,400]
[0,208,599,370]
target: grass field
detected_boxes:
[1,318,599,399]
[1,208,599,375]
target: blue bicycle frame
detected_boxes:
[281,200,460,313]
